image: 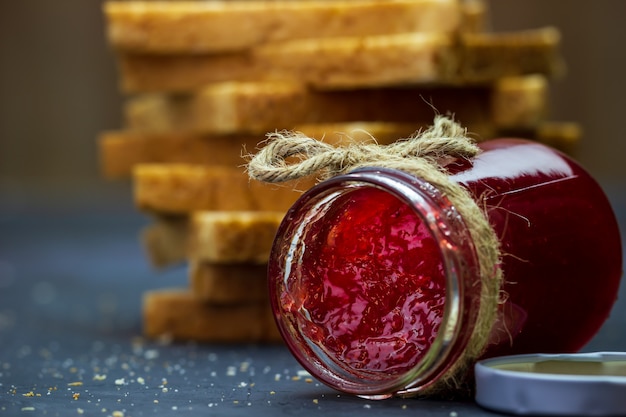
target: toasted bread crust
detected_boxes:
[141,211,284,267]
[189,262,268,304]
[133,164,315,213]
[117,28,561,93]
[100,131,263,179]
[189,211,284,263]
[122,76,546,134]
[143,288,281,343]
[105,0,461,53]
[123,81,493,133]
[118,32,449,92]
[101,122,430,178]
[140,215,189,268]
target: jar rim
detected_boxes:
[268,167,482,397]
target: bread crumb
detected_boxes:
[93,374,107,381]
[313,399,319,404]
[22,391,35,397]
[68,382,83,386]
[72,393,80,400]
[21,407,35,411]
[114,378,125,386]
[144,349,159,360]
[112,411,124,417]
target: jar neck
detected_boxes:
[269,167,484,397]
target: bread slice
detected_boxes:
[133,164,314,214]
[117,32,448,92]
[141,211,283,267]
[189,262,268,304]
[123,81,486,134]
[491,75,547,129]
[123,76,545,135]
[100,122,428,179]
[105,0,461,54]
[460,0,488,33]
[124,82,310,134]
[188,211,283,263]
[142,288,281,343]
[100,130,261,179]
[108,117,577,183]
[140,215,188,268]
[534,122,582,154]
[498,121,582,155]
[456,28,564,83]
[117,28,562,92]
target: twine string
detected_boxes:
[247,116,480,183]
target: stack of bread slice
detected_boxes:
[99,0,579,344]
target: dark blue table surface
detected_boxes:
[1,183,624,416]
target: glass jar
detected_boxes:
[267,138,622,398]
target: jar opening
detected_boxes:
[269,168,480,396]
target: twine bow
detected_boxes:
[247,115,480,183]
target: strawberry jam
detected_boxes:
[292,187,447,375]
[268,138,622,396]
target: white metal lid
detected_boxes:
[474,352,626,416]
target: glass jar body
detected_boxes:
[268,138,622,396]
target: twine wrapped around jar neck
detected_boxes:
[247,116,503,396]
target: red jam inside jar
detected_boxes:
[291,187,447,376]
[268,138,622,397]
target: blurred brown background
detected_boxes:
[1,1,624,206]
